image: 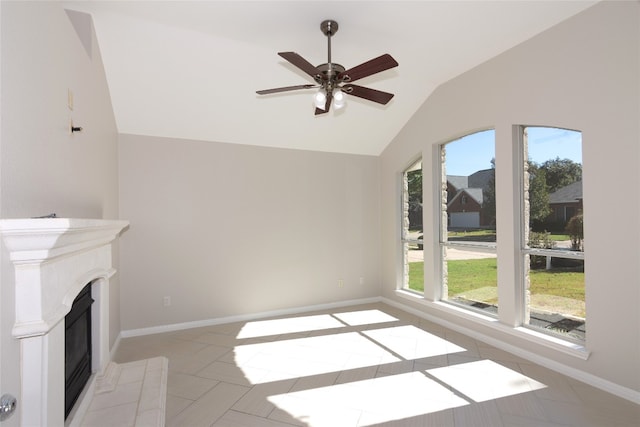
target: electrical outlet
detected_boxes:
[359,277,365,285]
[338,279,344,288]
[163,296,171,306]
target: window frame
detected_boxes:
[518,125,585,343]
[400,157,423,293]
[394,126,589,357]
[438,130,498,316]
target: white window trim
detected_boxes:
[518,125,585,343]
[400,157,423,292]
[393,289,590,360]
[438,131,498,313]
[402,126,588,357]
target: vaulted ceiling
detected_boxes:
[62,1,597,155]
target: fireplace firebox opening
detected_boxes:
[65,282,94,419]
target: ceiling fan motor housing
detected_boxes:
[314,63,346,90]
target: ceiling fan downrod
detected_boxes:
[321,19,338,65]
[318,20,344,93]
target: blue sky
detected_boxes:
[445,127,582,176]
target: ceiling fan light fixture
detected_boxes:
[333,89,346,109]
[313,89,327,109]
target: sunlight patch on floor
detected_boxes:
[234,310,547,426]
[332,309,399,326]
[234,331,401,383]
[427,359,547,402]
[236,314,346,339]
[268,371,470,426]
[363,325,466,359]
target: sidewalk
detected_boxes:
[408,240,572,262]
[408,248,495,262]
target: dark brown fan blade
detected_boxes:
[278,52,322,79]
[338,54,398,82]
[256,84,317,95]
[343,84,394,105]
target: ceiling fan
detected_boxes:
[256,20,399,115]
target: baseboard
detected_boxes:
[109,332,122,361]
[120,297,381,338]
[381,297,640,405]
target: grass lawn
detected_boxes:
[407,258,584,316]
[448,229,496,242]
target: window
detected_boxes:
[440,130,497,315]
[398,125,585,348]
[521,126,585,341]
[401,159,423,292]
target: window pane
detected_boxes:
[444,248,498,315]
[526,256,585,341]
[404,241,424,292]
[443,130,496,246]
[441,130,497,314]
[523,127,585,341]
[402,159,423,292]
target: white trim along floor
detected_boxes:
[112,302,639,427]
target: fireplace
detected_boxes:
[65,282,94,419]
[0,218,129,427]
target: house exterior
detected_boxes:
[548,180,583,223]
[446,169,494,228]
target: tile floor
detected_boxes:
[79,356,168,426]
[113,303,639,427]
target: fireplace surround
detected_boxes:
[0,218,128,426]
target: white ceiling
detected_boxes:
[63,1,597,156]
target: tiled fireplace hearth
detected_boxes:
[0,218,128,426]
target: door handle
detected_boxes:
[0,394,17,421]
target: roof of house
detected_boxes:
[447,175,468,191]
[448,187,484,206]
[447,169,493,206]
[468,169,494,190]
[548,180,583,204]
[464,188,484,205]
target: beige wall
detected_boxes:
[380,1,639,394]
[118,134,381,330]
[0,3,119,422]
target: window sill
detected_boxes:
[392,290,590,361]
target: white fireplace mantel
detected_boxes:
[0,218,129,426]
[1,217,129,262]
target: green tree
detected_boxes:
[483,159,551,229]
[482,158,496,225]
[565,213,584,251]
[540,157,582,193]
[528,162,551,225]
